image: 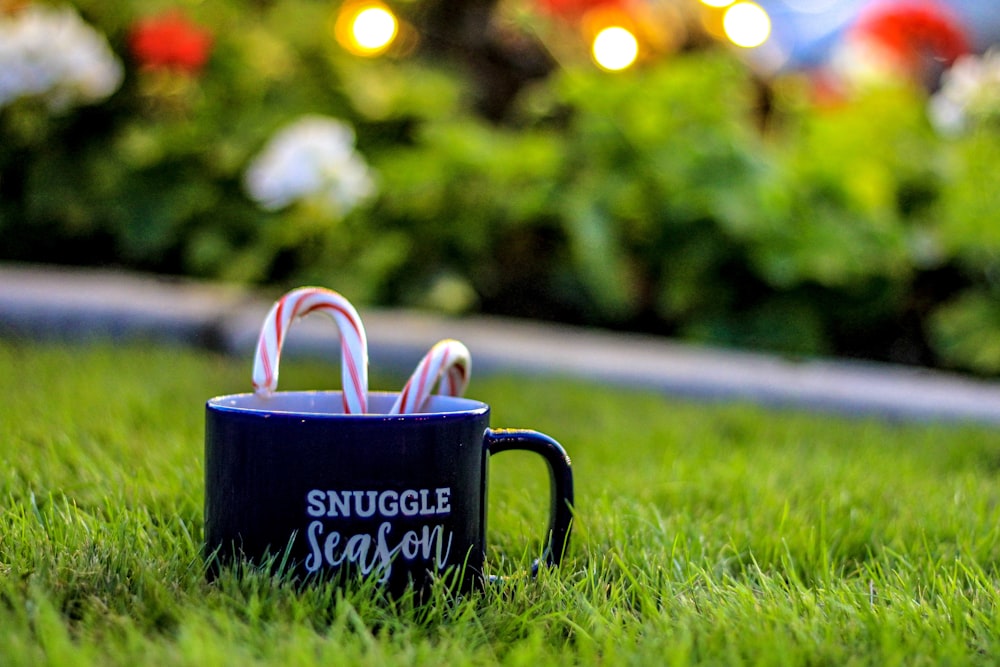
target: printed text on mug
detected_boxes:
[303,488,454,582]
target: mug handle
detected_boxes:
[485,429,575,567]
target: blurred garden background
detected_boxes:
[3,0,1000,375]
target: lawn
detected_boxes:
[3,340,1000,665]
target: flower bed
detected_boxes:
[2,1,999,374]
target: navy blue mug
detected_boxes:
[204,391,573,594]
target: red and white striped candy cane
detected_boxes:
[390,339,471,415]
[252,287,369,413]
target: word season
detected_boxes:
[305,488,452,519]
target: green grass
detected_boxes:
[3,339,1000,665]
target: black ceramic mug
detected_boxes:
[204,391,573,594]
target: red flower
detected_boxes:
[851,0,969,71]
[129,10,213,73]
[536,0,622,20]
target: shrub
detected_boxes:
[3,1,1000,375]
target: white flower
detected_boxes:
[0,5,123,112]
[243,115,376,215]
[929,49,1000,135]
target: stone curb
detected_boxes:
[3,263,1000,425]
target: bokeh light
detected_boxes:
[353,6,396,50]
[592,26,639,71]
[723,1,771,48]
[335,2,398,56]
[699,0,734,7]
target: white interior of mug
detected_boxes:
[207,391,488,417]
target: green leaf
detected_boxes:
[930,289,1000,374]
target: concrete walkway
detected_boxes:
[3,263,1000,425]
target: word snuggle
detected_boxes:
[303,487,454,582]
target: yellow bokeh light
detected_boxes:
[723,1,770,48]
[700,0,734,7]
[353,6,397,51]
[336,2,398,56]
[592,26,639,71]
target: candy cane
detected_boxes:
[390,339,471,415]
[252,287,369,413]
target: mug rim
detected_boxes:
[206,390,490,419]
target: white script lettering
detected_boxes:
[304,520,454,581]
